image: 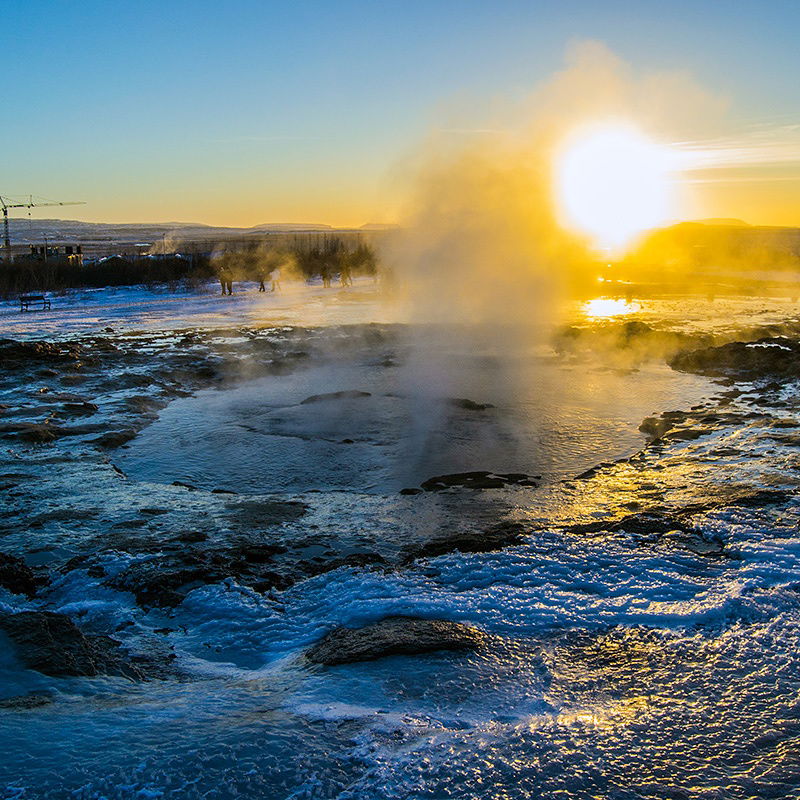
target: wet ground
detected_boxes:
[2,281,800,799]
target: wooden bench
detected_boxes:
[19,295,52,312]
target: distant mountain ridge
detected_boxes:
[5,218,361,241]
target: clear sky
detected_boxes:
[3,0,800,227]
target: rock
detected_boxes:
[448,398,495,411]
[399,487,423,496]
[0,693,53,711]
[59,401,99,417]
[225,498,307,528]
[123,395,168,414]
[418,471,539,492]
[404,521,528,562]
[229,542,288,563]
[173,530,209,543]
[670,337,800,380]
[0,339,85,370]
[567,512,693,537]
[663,428,707,442]
[0,611,145,679]
[0,422,62,444]
[111,556,217,607]
[306,616,486,665]
[0,553,39,598]
[300,390,371,404]
[639,416,673,441]
[172,481,199,491]
[92,429,138,448]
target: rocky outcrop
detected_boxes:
[0,339,87,370]
[415,471,540,492]
[307,616,486,665]
[403,521,528,562]
[0,693,53,710]
[0,422,63,444]
[448,398,495,411]
[670,337,800,380]
[0,611,145,679]
[92,429,138,448]
[0,553,39,598]
[300,390,371,404]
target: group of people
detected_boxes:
[218,267,282,295]
[257,268,282,293]
[218,265,354,295]
[319,264,352,289]
[217,264,353,295]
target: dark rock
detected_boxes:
[0,611,145,679]
[399,487,423,495]
[111,557,216,607]
[123,395,168,414]
[300,390,371,404]
[663,428,707,442]
[299,552,387,579]
[0,339,85,370]
[0,693,53,710]
[172,530,209,543]
[0,553,39,598]
[225,498,307,528]
[567,512,693,537]
[448,398,495,411]
[419,471,539,492]
[404,521,528,562]
[230,542,288,563]
[0,422,62,444]
[307,616,486,665]
[639,416,673,441]
[575,462,615,480]
[172,481,199,491]
[92,429,137,448]
[670,337,800,380]
[60,401,99,417]
[211,487,237,494]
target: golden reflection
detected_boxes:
[582,297,639,318]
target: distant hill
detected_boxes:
[629,220,800,271]
[689,218,750,227]
[3,218,380,258]
[5,217,369,247]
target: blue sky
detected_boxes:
[3,0,800,225]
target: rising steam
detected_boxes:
[375,41,729,481]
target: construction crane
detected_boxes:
[1,195,86,262]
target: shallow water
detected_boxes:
[118,355,711,494]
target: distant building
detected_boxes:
[27,244,83,265]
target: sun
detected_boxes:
[555,122,674,253]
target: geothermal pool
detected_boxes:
[2,282,800,799]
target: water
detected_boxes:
[117,356,710,494]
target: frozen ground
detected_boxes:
[1,282,800,799]
[0,279,386,339]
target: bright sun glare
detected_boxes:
[556,123,674,253]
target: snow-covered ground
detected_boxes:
[0,278,386,339]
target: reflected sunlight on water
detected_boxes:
[582,297,640,318]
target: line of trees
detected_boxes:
[0,236,378,297]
